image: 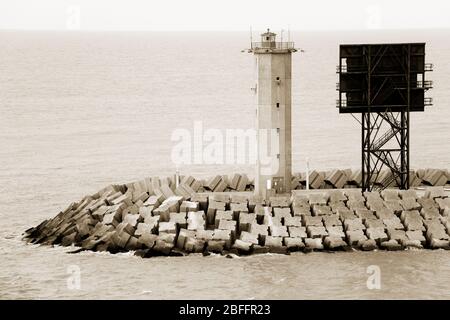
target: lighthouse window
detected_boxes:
[276,103,280,108]
[266,36,270,40]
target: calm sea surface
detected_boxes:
[0,30,449,299]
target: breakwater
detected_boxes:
[24,169,450,256]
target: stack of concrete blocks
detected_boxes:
[420,187,450,249]
[207,194,229,227]
[321,190,348,249]
[260,196,290,254]
[24,173,450,256]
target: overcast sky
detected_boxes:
[1,0,449,31]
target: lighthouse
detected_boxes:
[249,29,297,199]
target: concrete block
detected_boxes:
[344,218,365,231]
[375,208,396,220]
[187,211,206,230]
[312,205,332,216]
[400,239,423,249]
[303,216,323,227]
[123,214,139,227]
[308,193,328,205]
[152,203,171,222]
[158,221,176,234]
[273,207,292,219]
[323,215,341,227]
[383,217,404,230]
[381,189,399,201]
[430,239,450,249]
[304,238,324,250]
[269,196,290,208]
[240,231,259,245]
[158,233,176,245]
[116,222,136,236]
[205,175,221,191]
[366,199,386,212]
[364,219,385,229]
[211,229,232,248]
[346,230,367,246]
[436,198,450,213]
[288,226,307,238]
[337,208,357,221]
[180,201,199,213]
[214,210,233,227]
[218,219,237,231]
[355,209,376,221]
[387,229,408,242]
[231,194,248,204]
[361,239,378,251]
[421,208,441,220]
[423,170,447,187]
[292,195,309,207]
[184,237,205,253]
[417,197,439,210]
[135,223,157,236]
[195,229,214,241]
[269,225,289,237]
[214,180,228,192]
[102,211,120,226]
[239,213,257,231]
[400,198,421,211]
[152,240,173,255]
[143,194,163,207]
[252,245,269,254]
[330,202,347,214]
[249,223,269,236]
[284,237,305,251]
[264,236,284,248]
[284,216,302,227]
[169,212,187,228]
[176,229,195,249]
[236,174,249,192]
[424,187,446,199]
[232,239,252,252]
[111,194,133,206]
[326,226,346,239]
[325,170,347,189]
[308,171,324,189]
[138,206,153,219]
[347,200,366,211]
[293,206,311,216]
[206,240,226,253]
[324,236,348,250]
[406,230,426,244]
[260,212,279,226]
[230,202,248,213]
[380,239,403,251]
[307,226,328,239]
[111,231,131,249]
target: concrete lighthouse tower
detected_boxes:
[249,29,297,199]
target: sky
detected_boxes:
[0,0,449,31]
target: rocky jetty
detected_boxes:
[24,170,450,257]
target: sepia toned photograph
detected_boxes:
[1,0,450,305]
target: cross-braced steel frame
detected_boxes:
[337,43,432,191]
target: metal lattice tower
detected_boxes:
[337,43,433,191]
